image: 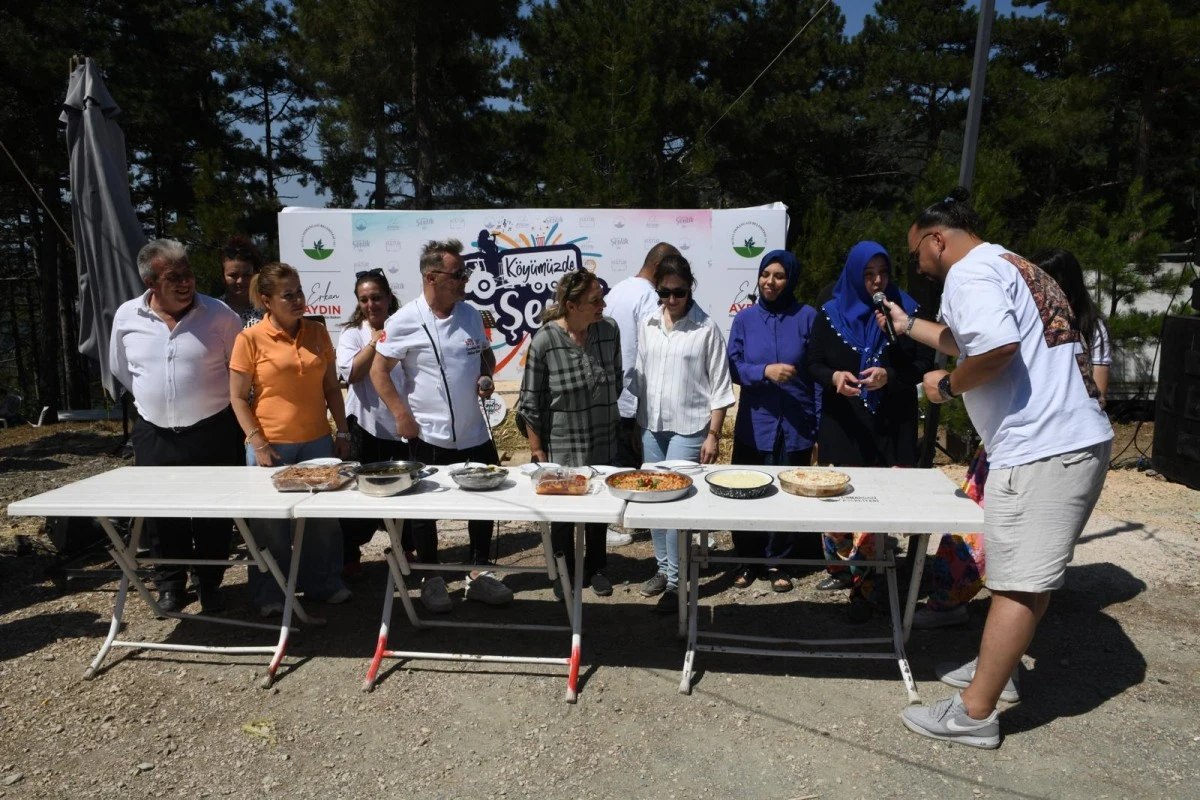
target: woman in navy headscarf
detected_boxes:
[805,241,933,619]
[726,249,822,592]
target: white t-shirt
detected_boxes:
[1082,319,1112,366]
[375,296,490,449]
[941,242,1112,470]
[605,275,659,418]
[336,322,404,441]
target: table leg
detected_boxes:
[263,519,305,689]
[902,533,929,642]
[676,529,688,638]
[383,519,424,630]
[363,567,396,693]
[235,518,314,625]
[881,533,920,704]
[564,522,584,704]
[679,541,701,695]
[539,522,558,583]
[85,562,128,680]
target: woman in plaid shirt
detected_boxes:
[517,270,622,597]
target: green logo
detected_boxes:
[731,221,767,258]
[301,224,336,260]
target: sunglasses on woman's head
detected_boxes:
[656,287,688,299]
[356,267,385,279]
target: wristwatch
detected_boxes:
[335,431,351,440]
[937,374,958,401]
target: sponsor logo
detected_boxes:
[678,238,692,251]
[675,215,695,225]
[578,216,596,228]
[415,217,435,228]
[385,240,403,252]
[352,239,370,249]
[613,218,626,229]
[645,219,660,229]
[449,216,465,229]
[301,224,336,260]
[731,221,767,258]
[610,237,629,247]
[728,279,757,316]
[610,259,629,272]
[354,221,367,231]
[643,237,659,249]
[543,215,563,225]
[353,261,372,269]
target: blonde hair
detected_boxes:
[250,262,300,310]
[541,270,599,323]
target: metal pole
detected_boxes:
[958,0,996,192]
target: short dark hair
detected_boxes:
[221,234,263,270]
[653,254,696,292]
[914,187,982,236]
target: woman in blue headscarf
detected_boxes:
[726,249,822,592]
[806,241,933,619]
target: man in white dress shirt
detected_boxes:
[109,239,244,614]
[601,241,680,546]
[371,239,512,613]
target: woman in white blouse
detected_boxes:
[632,254,735,609]
[335,268,410,573]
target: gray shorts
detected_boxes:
[984,440,1112,593]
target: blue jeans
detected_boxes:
[641,427,706,588]
[246,436,346,607]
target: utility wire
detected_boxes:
[0,138,76,250]
[673,0,834,180]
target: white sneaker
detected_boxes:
[936,657,1021,703]
[419,576,452,613]
[606,527,633,547]
[324,586,352,605]
[465,571,513,606]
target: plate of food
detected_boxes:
[778,468,851,498]
[446,463,510,491]
[605,470,693,503]
[271,460,359,493]
[704,469,774,499]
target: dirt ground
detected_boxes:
[0,420,1197,799]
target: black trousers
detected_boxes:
[130,406,243,592]
[342,418,413,562]
[406,436,500,565]
[550,521,607,580]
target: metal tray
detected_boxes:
[604,470,693,503]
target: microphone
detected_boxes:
[872,292,897,344]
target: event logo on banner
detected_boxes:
[463,221,608,374]
[301,224,336,260]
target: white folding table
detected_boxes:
[622,466,983,701]
[7,466,319,687]
[294,467,627,702]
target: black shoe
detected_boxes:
[816,571,854,591]
[655,588,679,613]
[157,589,193,615]
[199,585,226,614]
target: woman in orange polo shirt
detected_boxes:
[230,262,352,615]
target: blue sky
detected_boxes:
[279,0,1038,208]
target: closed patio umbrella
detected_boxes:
[59,57,146,400]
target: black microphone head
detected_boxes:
[872,292,887,306]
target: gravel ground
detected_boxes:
[0,420,1197,799]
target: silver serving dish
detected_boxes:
[604,470,693,503]
[355,460,438,497]
[448,463,509,491]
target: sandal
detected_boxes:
[768,569,793,593]
[732,565,757,589]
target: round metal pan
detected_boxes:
[704,469,774,499]
[355,460,438,497]
[604,470,693,503]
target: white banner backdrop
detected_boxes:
[278,204,787,381]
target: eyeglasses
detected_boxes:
[909,232,935,265]
[656,287,689,299]
[430,269,471,281]
[356,268,385,279]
